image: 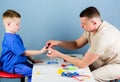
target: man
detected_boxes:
[46,6,120,82]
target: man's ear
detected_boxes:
[91,20,97,25]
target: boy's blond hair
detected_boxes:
[3,9,21,18]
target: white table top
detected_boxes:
[32,54,95,82]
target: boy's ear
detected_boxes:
[7,22,10,27]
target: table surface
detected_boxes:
[32,54,95,82]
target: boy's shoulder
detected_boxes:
[5,33,20,37]
[4,33,21,42]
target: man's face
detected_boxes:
[80,17,96,32]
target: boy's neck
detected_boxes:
[6,30,16,34]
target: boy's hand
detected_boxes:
[40,46,47,53]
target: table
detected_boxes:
[32,54,95,82]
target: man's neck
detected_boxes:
[93,20,103,34]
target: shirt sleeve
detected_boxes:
[82,31,89,39]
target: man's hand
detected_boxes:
[47,48,61,58]
[46,40,60,49]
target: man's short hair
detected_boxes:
[80,6,100,18]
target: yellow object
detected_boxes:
[57,69,65,74]
[36,71,40,75]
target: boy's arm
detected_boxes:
[24,46,47,56]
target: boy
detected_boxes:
[0,9,47,82]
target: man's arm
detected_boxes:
[46,35,88,50]
[76,35,88,49]
[47,48,99,68]
[58,52,99,68]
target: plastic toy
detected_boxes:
[36,71,40,75]
[61,71,79,77]
[57,69,65,74]
[47,60,58,64]
[57,68,79,77]
[61,64,77,70]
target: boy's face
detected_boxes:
[4,17,20,34]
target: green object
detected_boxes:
[67,66,77,70]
